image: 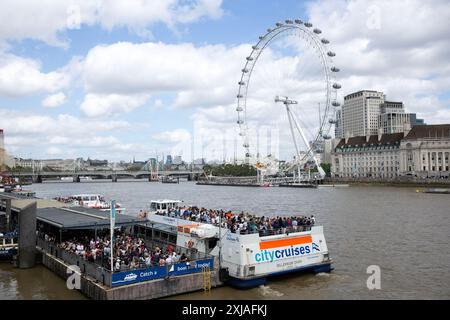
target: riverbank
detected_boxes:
[326,180,450,188]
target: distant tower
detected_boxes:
[266,127,271,157]
[233,136,237,164]
[256,128,260,160]
[222,135,227,164]
[0,129,5,170]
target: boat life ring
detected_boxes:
[186,239,194,249]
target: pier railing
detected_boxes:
[36,238,112,286]
[36,237,214,288]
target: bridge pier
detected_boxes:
[73,175,80,183]
[32,175,42,184]
[112,175,117,183]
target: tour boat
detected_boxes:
[142,199,333,288]
[54,194,123,212]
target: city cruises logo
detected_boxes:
[124,273,138,282]
[254,236,320,263]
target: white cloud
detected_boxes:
[0,53,69,97]
[42,92,67,108]
[80,93,150,117]
[0,0,224,47]
[152,129,191,143]
[306,0,450,125]
[0,108,142,160]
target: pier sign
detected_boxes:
[169,258,214,276]
[111,266,166,286]
[111,258,214,287]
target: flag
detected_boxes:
[110,199,116,273]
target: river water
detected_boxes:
[1,180,449,300]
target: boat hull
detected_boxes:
[227,261,333,288]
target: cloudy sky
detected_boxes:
[0,0,449,162]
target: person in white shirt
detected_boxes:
[145,255,151,267]
[115,259,121,271]
[292,219,298,230]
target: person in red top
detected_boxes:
[167,244,174,253]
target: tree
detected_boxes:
[202,164,256,177]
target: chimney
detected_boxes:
[344,131,350,144]
[403,123,411,137]
[377,128,383,142]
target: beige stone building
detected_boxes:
[331,124,450,179]
[399,124,450,177]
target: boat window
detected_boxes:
[82,196,90,201]
[150,203,157,211]
[161,203,167,210]
[90,196,97,201]
[208,239,218,250]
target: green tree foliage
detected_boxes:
[203,164,257,176]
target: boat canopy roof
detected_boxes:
[150,199,182,204]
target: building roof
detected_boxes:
[37,206,146,230]
[0,192,65,210]
[404,124,450,140]
[335,132,404,149]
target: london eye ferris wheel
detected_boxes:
[236,19,341,180]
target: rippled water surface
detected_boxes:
[1,180,449,299]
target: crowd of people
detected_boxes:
[52,232,189,271]
[158,206,315,235]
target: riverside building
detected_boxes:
[331,124,450,179]
[338,90,424,138]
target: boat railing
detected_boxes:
[152,212,314,237]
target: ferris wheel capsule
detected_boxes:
[236,106,243,112]
[331,66,340,72]
[237,119,244,125]
[321,38,330,44]
[285,19,293,24]
[294,19,303,24]
[313,28,322,34]
[304,22,313,27]
[238,81,245,85]
[327,51,336,57]
[333,83,341,89]
[332,101,341,107]
[275,22,283,27]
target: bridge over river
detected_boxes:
[3,170,204,183]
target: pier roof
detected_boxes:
[37,206,146,230]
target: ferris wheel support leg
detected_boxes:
[288,105,325,180]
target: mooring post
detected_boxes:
[18,201,37,269]
[5,198,11,232]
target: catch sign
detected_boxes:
[111,266,166,287]
[111,258,214,287]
